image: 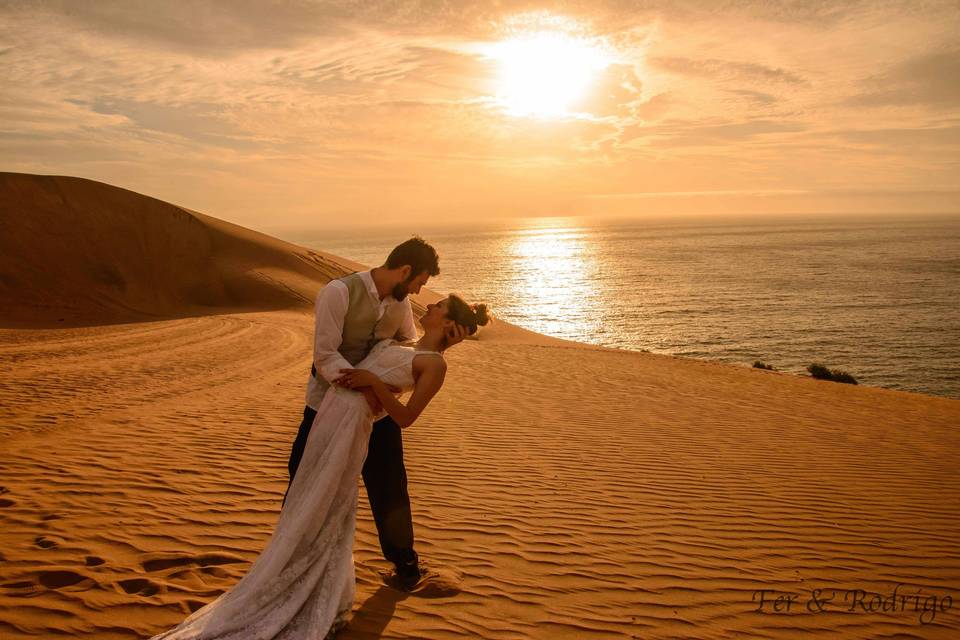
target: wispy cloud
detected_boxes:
[845,48,960,107]
[587,189,814,199]
[650,56,805,85]
[1,0,958,227]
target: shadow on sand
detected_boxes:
[339,585,408,639]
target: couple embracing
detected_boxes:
[154,237,489,639]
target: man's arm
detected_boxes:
[339,359,446,429]
[313,281,354,384]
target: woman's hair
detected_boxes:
[444,294,490,343]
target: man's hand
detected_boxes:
[336,368,381,389]
[445,322,469,348]
[361,388,382,414]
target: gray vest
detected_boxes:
[339,272,379,365]
[311,272,379,394]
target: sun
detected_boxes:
[487,31,610,118]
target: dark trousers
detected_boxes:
[285,406,420,578]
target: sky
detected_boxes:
[2,1,959,233]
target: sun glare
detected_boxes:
[488,31,610,118]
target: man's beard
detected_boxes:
[391,276,414,301]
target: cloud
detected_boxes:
[621,118,807,149]
[1,0,959,224]
[577,63,644,119]
[650,56,804,85]
[7,0,351,55]
[833,125,960,148]
[271,42,494,103]
[727,89,778,106]
[656,0,957,26]
[586,189,813,199]
[84,98,262,150]
[586,187,960,199]
[846,48,960,108]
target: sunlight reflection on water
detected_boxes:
[304,214,960,399]
[501,220,602,340]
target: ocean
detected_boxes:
[295,214,960,400]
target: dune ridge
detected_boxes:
[0,172,364,327]
[1,173,959,639]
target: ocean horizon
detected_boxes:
[290,213,960,400]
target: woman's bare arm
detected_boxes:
[340,357,446,429]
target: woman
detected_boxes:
[152,295,489,640]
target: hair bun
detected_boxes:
[445,294,490,339]
[471,303,490,327]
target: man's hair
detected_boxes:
[385,236,440,277]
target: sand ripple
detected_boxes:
[2,312,959,638]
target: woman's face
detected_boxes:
[421,298,451,329]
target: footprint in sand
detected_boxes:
[142,556,193,572]
[38,570,95,590]
[185,599,207,613]
[117,578,161,597]
[142,552,243,573]
[2,580,34,590]
[85,555,106,567]
[0,498,14,508]
[34,535,59,549]
[199,566,231,579]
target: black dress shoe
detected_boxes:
[396,564,422,592]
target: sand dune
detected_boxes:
[0,172,365,327]
[1,174,959,639]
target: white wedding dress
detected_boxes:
[153,341,436,640]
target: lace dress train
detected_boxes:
[151,341,421,639]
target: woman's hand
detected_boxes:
[445,323,469,348]
[336,368,381,389]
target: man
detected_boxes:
[286,236,463,590]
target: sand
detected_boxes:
[0,172,364,328]
[2,173,959,639]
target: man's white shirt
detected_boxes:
[305,270,418,410]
